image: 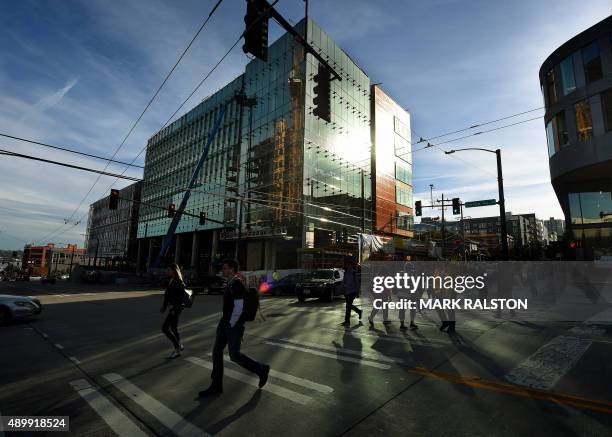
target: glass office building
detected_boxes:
[540,15,612,260]
[137,18,409,271]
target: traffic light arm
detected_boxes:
[261,0,342,81]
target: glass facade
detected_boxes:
[602,88,612,132]
[303,20,372,237]
[546,119,556,157]
[556,110,569,147]
[395,161,412,185]
[574,99,593,141]
[559,55,576,95]
[545,69,557,105]
[395,186,412,207]
[136,19,387,268]
[569,191,612,225]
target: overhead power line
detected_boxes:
[36,0,229,244]
[0,133,144,169]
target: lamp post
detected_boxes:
[445,147,509,261]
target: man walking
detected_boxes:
[341,259,362,326]
[199,259,270,396]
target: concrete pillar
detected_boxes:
[210,230,219,273]
[147,238,154,271]
[264,240,276,270]
[136,239,143,274]
[190,232,198,278]
[174,234,181,265]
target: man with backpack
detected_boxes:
[199,259,270,396]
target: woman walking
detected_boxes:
[161,263,186,358]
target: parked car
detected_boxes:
[187,275,227,295]
[0,294,42,325]
[268,273,305,296]
[41,276,56,284]
[295,269,344,302]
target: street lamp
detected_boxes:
[445,147,509,261]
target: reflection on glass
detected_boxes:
[546,69,557,105]
[582,41,602,83]
[569,192,612,225]
[559,56,576,95]
[395,186,412,207]
[556,111,569,147]
[602,89,612,132]
[395,161,412,185]
[574,99,593,141]
[546,119,556,157]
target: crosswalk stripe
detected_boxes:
[321,327,449,347]
[69,379,148,437]
[263,341,391,369]
[505,335,592,390]
[102,373,209,437]
[185,357,312,405]
[219,355,333,393]
[274,338,405,364]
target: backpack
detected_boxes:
[183,287,195,308]
[230,277,259,322]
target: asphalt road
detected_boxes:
[1,282,611,437]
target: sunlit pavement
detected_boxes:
[1,287,611,436]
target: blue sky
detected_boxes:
[0,0,610,250]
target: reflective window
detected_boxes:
[395,161,412,185]
[556,111,569,147]
[602,89,612,132]
[395,186,412,207]
[582,41,603,83]
[574,99,593,141]
[546,119,556,157]
[545,69,557,105]
[559,56,576,95]
[570,192,612,225]
[396,211,413,230]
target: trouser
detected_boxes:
[369,290,391,321]
[162,306,182,349]
[344,293,360,323]
[211,320,264,386]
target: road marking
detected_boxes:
[54,343,64,350]
[505,335,592,390]
[69,356,81,365]
[185,357,312,405]
[219,355,333,394]
[102,373,209,437]
[263,341,391,369]
[69,379,148,437]
[321,327,449,347]
[408,367,612,415]
[274,338,405,364]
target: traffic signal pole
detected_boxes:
[496,149,509,261]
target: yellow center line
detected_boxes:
[406,367,612,414]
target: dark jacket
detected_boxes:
[163,278,186,308]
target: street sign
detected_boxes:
[465,199,497,208]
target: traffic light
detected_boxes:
[415,200,422,216]
[569,240,582,249]
[199,211,207,226]
[109,189,119,210]
[243,0,269,62]
[312,64,331,122]
[167,203,176,218]
[452,197,461,215]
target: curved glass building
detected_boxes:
[540,15,612,260]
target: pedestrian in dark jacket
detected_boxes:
[342,259,362,326]
[161,263,186,359]
[199,259,270,397]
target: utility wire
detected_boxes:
[37,0,229,244]
[0,133,144,169]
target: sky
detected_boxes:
[0,0,610,250]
